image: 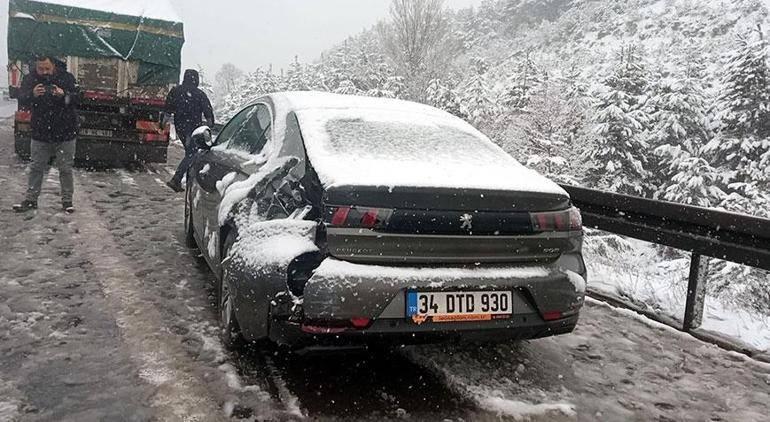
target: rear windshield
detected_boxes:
[323,117,511,166]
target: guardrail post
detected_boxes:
[683,253,709,331]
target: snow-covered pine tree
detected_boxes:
[509,75,578,183]
[285,56,311,91]
[426,78,464,117]
[655,149,726,206]
[498,52,541,113]
[584,45,652,195]
[705,31,770,215]
[459,57,496,127]
[560,65,594,182]
[649,66,723,206]
[217,66,283,120]
[334,79,362,95]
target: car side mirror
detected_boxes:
[191,126,213,150]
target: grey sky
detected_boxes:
[171,0,484,77]
[1,0,484,84]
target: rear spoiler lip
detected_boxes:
[323,184,571,212]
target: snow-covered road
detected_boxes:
[0,122,768,421]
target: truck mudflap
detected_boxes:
[299,258,586,322]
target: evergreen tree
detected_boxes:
[584,46,652,195]
[655,147,725,206]
[498,53,541,112]
[285,56,311,91]
[705,32,770,189]
[515,76,577,182]
[334,79,362,95]
[649,71,720,205]
[459,57,496,126]
[217,67,282,120]
[426,78,464,117]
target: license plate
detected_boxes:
[80,128,113,137]
[406,291,512,324]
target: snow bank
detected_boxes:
[701,298,770,352]
[36,0,182,22]
[231,220,318,271]
[271,92,567,196]
[480,396,576,419]
[584,231,770,352]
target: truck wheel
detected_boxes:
[218,233,243,349]
[184,183,196,248]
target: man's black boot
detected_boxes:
[13,200,37,213]
[166,179,184,193]
[62,201,75,214]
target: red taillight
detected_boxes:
[350,317,371,329]
[531,207,582,232]
[136,120,159,132]
[9,66,21,88]
[142,133,168,142]
[360,210,378,228]
[331,207,351,226]
[15,110,31,123]
[542,311,563,321]
[326,206,393,229]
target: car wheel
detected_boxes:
[184,182,196,248]
[219,233,243,349]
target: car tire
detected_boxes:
[218,233,244,349]
[184,182,196,248]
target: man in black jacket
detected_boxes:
[13,56,80,213]
[165,69,214,192]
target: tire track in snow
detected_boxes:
[116,169,138,186]
[70,189,223,422]
[401,347,576,422]
[0,379,23,421]
[264,355,306,419]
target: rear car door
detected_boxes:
[189,105,255,253]
[195,104,274,268]
[254,112,311,221]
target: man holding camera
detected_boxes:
[13,56,80,213]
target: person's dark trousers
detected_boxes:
[26,139,76,203]
[171,132,195,185]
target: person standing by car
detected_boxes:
[13,56,80,213]
[165,69,215,192]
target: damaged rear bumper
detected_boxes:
[267,257,586,347]
[270,313,580,350]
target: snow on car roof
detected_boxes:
[34,0,182,22]
[270,92,568,197]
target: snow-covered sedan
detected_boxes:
[184,92,586,349]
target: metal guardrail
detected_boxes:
[561,185,770,332]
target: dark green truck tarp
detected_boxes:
[8,0,184,85]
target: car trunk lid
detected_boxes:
[322,185,578,264]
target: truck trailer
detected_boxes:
[8,0,184,164]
